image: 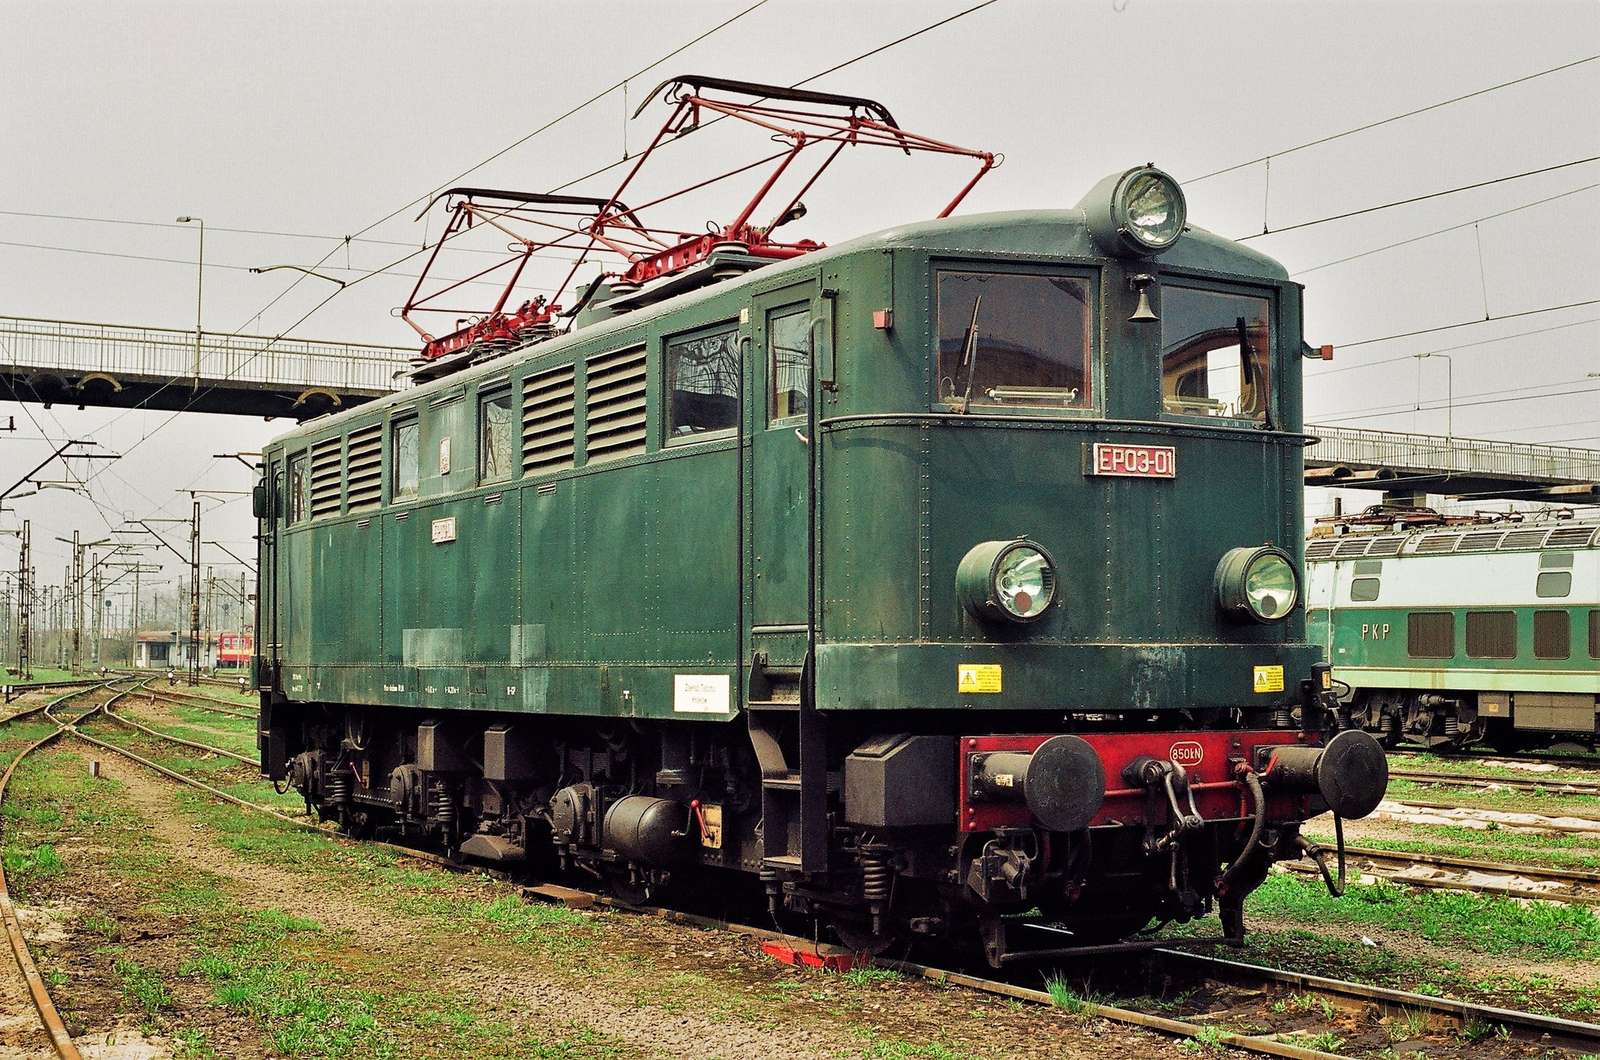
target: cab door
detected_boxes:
[749,282,818,642]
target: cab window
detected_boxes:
[286,455,306,524]
[768,306,811,423]
[936,271,1092,410]
[666,325,739,440]
[392,418,420,500]
[479,390,514,483]
[1161,286,1271,422]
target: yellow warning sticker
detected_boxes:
[958,664,1003,694]
[1253,665,1285,693]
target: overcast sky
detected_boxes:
[3,0,1598,611]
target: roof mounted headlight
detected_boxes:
[1215,546,1299,623]
[959,539,1058,624]
[1079,164,1187,257]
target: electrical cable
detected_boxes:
[1187,54,1599,184]
[1309,317,1600,377]
[1330,299,1600,349]
[1312,382,1600,425]
[1238,157,1600,241]
[1290,183,1600,275]
[75,0,1008,473]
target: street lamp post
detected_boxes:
[1415,352,1454,446]
[177,215,204,389]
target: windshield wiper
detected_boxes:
[1237,315,1274,430]
[955,294,983,413]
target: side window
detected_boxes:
[1407,612,1454,658]
[666,326,739,440]
[1160,285,1271,423]
[768,306,811,423]
[1533,610,1570,660]
[392,418,419,501]
[1536,571,1572,598]
[479,390,514,483]
[287,454,307,524]
[272,468,284,524]
[1590,610,1599,660]
[1349,577,1380,602]
[1466,611,1516,659]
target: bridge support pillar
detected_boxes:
[1382,488,1430,508]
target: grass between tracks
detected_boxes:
[1394,752,1599,786]
[1308,822,1600,873]
[3,723,1011,1058]
[1387,776,1600,819]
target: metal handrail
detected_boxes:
[0,314,413,394]
[1308,424,1600,481]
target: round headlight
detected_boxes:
[1120,169,1185,250]
[958,539,1058,624]
[1078,164,1188,257]
[1215,546,1299,622]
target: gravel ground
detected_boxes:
[8,740,1196,1060]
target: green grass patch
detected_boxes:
[1245,873,1600,958]
[115,958,173,1014]
[1311,826,1600,872]
[1043,973,1101,1015]
[1388,777,1600,818]
[3,842,64,898]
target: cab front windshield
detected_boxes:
[1161,285,1271,423]
[936,271,1092,410]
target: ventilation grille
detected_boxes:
[345,424,382,513]
[1415,533,1460,555]
[1305,539,1338,560]
[1500,529,1549,550]
[1458,530,1503,552]
[1333,538,1371,559]
[585,347,648,464]
[1546,525,1598,549]
[308,438,343,519]
[1366,535,1406,557]
[522,364,576,476]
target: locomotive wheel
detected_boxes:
[604,870,652,907]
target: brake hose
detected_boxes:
[1217,770,1266,896]
[1300,815,1347,897]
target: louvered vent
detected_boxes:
[1499,529,1548,550]
[585,347,648,464]
[1546,525,1599,549]
[1304,539,1338,560]
[1366,536,1405,557]
[345,423,382,513]
[1458,530,1503,552]
[522,364,577,476]
[308,438,343,519]
[1415,533,1460,555]
[1333,538,1371,559]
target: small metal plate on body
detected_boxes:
[1084,442,1175,479]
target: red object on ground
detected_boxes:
[760,940,859,972]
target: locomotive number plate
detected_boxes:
[1084,442,1175,479]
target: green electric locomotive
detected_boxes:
[254,77,1386,962]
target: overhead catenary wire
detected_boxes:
[1312,381,1600,425]
[1237,157,1600,241]
[1331,299,1600,349]
[77,0,1009,478]
[1309,317,1600,377]
[1291,183,1600,276]
[1187,54,1599,184]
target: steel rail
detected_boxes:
[99,702,254,764]
[1390,767,1600,796]
[1154,949,1600,1052]
[1386,797,1600,830]
[1282,845,1600,905]
[139,687,255,720]
[1389,749,1600,772]
[0,680,130,1060]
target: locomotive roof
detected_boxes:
[1306,519,1600,561]
[269,207,1290,449]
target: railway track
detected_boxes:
[1391,748,1599,772]
[1285,842,1600,905]
[135,684,256,720]
[7,687,1600,1058]
[1389,766,1600,796]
